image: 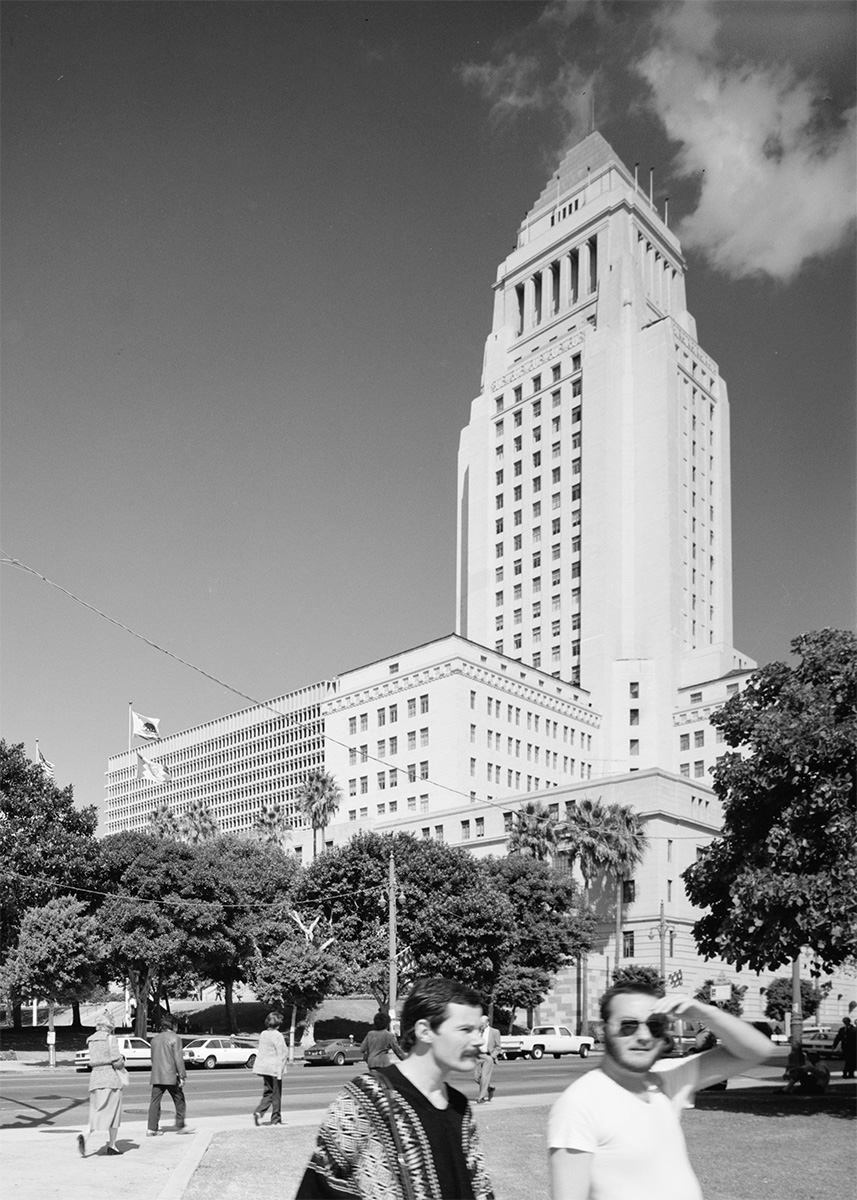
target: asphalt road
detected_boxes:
[1,1055,593,1131]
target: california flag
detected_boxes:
[132,711,161,740]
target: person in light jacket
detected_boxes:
[77,1009,126,1157]
[253,1011,288,1126]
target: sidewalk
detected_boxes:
[1,1068,852,1200]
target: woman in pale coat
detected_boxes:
[77,1010,126,1157]
[252,1011,287,1126]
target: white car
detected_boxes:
[182,1036,259,1070]
[75,1035,152,1072]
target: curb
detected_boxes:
[155,1129,213,1200]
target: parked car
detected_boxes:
[75,1035,152,1072]
[182,1036,258,1070]
[303,1038,365,1067]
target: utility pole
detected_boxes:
[648,901,675,982]
[388,851,398,1030]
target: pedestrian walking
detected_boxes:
[547,981,771,1199]
[359,1010,405,1069]
[252,1011,288,1126]
[77,1009,128,1157]
[832,1016,856,1077]
[474,1014,501,1103]
[147,1013,189,1136]
[296,976,495,1199]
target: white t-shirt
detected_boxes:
[547,1059,704,1200]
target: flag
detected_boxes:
[38,748,55,780]
[136,752,171,785]
[132,711,161,740]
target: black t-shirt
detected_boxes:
[380,1065,475,1200]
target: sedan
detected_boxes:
[303,1038,365,1067]
[75,1035,152,1072]
[802,1029,842,1059]
[182,1037,259,1070]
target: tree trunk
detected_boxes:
[788,955,804,1068]
[71,1000,82,1030]
[301,1008,317,1047]
[224,978,236,1034]
[12,1001,22,1030]
[288,1003,298,1063]
[579,882,591,1036]
[614,878,623,976]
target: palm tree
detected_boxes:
[179,798,220,844]
[253,802,292,851]
[149,802,181,839]
[606,803,649,975]
[559,796,616,1036]
[297,768,342,859]
[507,799,560,862]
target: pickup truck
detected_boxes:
[499,1025,595,1060]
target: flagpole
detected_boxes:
[128,703,133,755]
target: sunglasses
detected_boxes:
[613,1016,671,1039]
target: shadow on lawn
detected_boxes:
[695,1085,856,1121]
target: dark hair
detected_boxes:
[159,1014,177,1031]
[265,1011,283,1029]
[599,981,663,1024]
[373,1011,391,1031]
[399,976,482,1052]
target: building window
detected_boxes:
[690,691,702,705]
[389,704,398,722]
[694,730,704,748]
[421,827,430,840]
[680,733,690,751]
[623,931,635,958]
[348,717,357,736]
[360,713,368,732]
[630,709,639,725]
[630,739,640,756]
[420,694,429,714]
[389,736,398,755]
[408,764,417,783]
[622,880,636,904]
[408,698,417,718]
[667,839,673,862]
[420,761,429,779]
[408,731,417,751]
[475,817,485,838]
[377,772,385,790]
[348,779,357,796]
[349,810,356,821]
[694,760,705,778]
[420,728,429,747]
[420,794,429,813]
[461,820,471,840]
[359,745,368,763]
[360,777,368,794]
[680,763,690,777]
[435,826,444,842]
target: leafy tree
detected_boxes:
[483,855,595,1023]
[97,832,231,1035]
[694,978,746,1018]
[764,977,822,1025]
[684,630,857,975]
[0,896,105,1035]
[0,741,100,1026]
[559,797,617,1034]
[297,769,342,859]
[611,964,665,993]
[193,836,301,1032]
[298,832,513,1007]
[507,800,560,861]
[607,804,648,973]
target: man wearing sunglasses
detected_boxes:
[548,982,772,1199]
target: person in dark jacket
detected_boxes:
[832,1017,856,1078]
[359,1010,405,1069]
[147,1014,188,1135]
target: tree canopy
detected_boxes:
[683,630,857,975]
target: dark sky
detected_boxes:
[2,1,854,810]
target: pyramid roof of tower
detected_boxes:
[528,131,631,218]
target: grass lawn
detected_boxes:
[183,1087,855,1200]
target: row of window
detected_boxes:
[347,695,429,735]
[347,761,430,794]
[494,359,582,417]
[348,729,428,765]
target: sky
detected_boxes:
[2,1,855,816]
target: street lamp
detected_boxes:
[648,901,676,982]
[381,852,405,1032]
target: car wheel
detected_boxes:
[204,1055,217,1069]
[531,1046,544,1060]
[333,1052,346,1066]
[520,1051,530,1060]
[245,1055,256,1069]
[553,1053,562,1059]
[579,1045,590,1059]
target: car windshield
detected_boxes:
[184,1040,206,1048]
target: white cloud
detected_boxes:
[637,1,856,281]
[458,53,548,122]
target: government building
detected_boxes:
[103,133,851,1028]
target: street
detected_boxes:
[1,1055,594,1130]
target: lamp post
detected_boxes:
[388,851,397,1028]
[648,901,675,982]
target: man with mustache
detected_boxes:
[297,976,494,1199]
[548,982,772,1199]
